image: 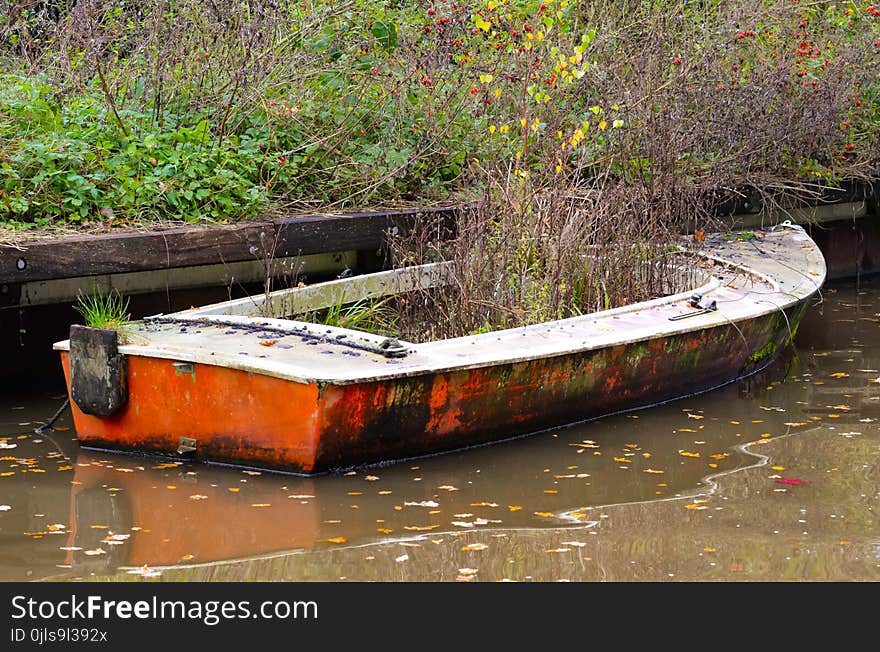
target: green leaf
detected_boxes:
[371,21,398,51]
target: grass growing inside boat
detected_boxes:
[298,294,400,338]
[73,289,131,332]
[384,171,705,341]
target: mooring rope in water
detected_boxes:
[34,397,70,434]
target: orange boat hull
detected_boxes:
[58,303,806,474]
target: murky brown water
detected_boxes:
[1,276,878,582]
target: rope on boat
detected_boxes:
[144,315,410,358]
[34,397,70,434]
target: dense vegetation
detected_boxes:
[0,0,877,229]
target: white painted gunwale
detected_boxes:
[54,227,826,386]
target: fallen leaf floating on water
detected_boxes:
[458,568,478,576]
[326,537,347,544]
[189,494,208,501]
[461,543,489,551]
[403,525,440,532]
[533,512,554,518]
[829,372,849,378]
[545,548,571,554]
[251,503,271,507]
[643,469,665,474]
[775,477,808,486]
[470,502,499,507]
[679,451,701,458]
[364,475,380,481]
[377,528,393,534]
[770,465,785,471]
[259,340,277,347]
[128,566,161,578]
[508,505,522,512]
[437,485,459,491]
[685,503,708,510]
[404,500,439,508]
[703,547,716,554]
[288,494,315,499]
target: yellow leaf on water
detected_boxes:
[461,543,489,551]
[770,466,785,471]
[685,503,708,510]
[545,548,571,553]
[377,528,393,534]
[227,487,240,493]
[643,468,665,474]
[404,525,440,531]
[470,502,499,507]
[830,372,849,378]
[508,505,522,511]
[543,489,558,494]
[679,451,701,458]
[251,503,271,507]
[326,537,347,544]
[613,457,630,463]
[703,547,716,553]
[534,512,554,518]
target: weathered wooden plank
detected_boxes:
[271,206,460,258]
[0,206,463,285]
[1,222,271,284]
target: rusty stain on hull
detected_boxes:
[54,227,825,475]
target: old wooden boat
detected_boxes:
[54,224,826,474]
